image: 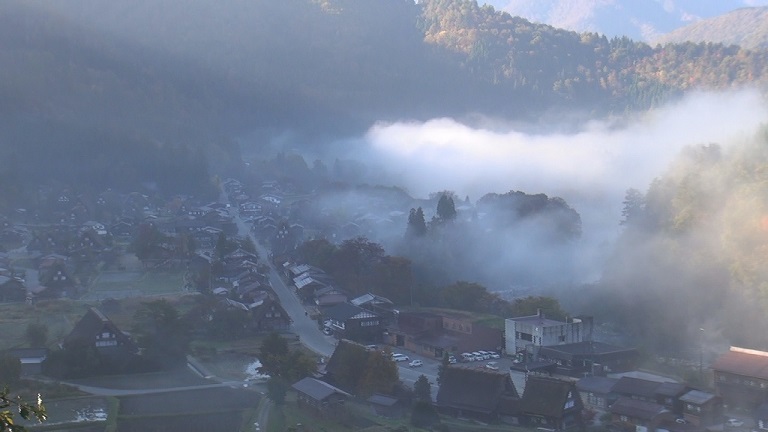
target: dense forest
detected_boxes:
[567,126,768,354]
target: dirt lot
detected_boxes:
[119,387,259,416]
[117,410,247,432]
[69,367,210,391]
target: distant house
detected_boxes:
[518,376,584,431]
[38,254,76,297]
[576,376,618,411]
[612,376,667,404]
[536,341,639,377]
[436,365,519,423]
[367,393,404,418]
[609,397,674,432]
[291,377,350,417]
[385,310,503,360]
[249,296,291,331]
[64,307,138,360]
[350,293,395,318]
[654,382,689,415]
[0,275,26,302]
[712,346,768,410]
[679,390,722,427]
[8,348,48,376]
[323,303,382,343]
[504,310,592,359]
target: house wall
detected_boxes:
[504,318,587,356]
[714,371,768,410]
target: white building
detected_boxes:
[504,309,592,358]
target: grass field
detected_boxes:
[86,270,185,299]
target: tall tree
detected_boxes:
[621,188,646,226]
[266,376,288,406]
[436,194,457,222]
[437,352,450,386]
[413,374,431,402]
[359,351,399,396]
[406,207,427,237]
[25,323,48,347]
[132,299,189,369]
[258,332,289,378]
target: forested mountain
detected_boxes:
[3,0,768,205]
[654,7,768,51]
[484,0,768,42]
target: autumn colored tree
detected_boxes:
[359,351,399,396]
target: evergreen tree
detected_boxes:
[437,352,450,386]
[266,376,289,406]
[406,207,427,237]
[436,194,457,221]
[413,374,431,402]
[359,351,399,396]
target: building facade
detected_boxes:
[504,310,592,357]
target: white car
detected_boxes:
[408,359,423,367]
[392,354,410,362]
[727,419,744,427]
[485,361,499,370]
[488,351,500,359]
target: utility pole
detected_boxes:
[699,328,704,380]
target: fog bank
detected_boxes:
[364,90,768,281]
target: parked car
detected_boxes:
[727,419,744,427]
[409,359,423,367]
[485,361,499,370]
[364,345,377,351]
[478,351,491,360]
[461,353,474,362]
[472,352,484,361]
[322,327,332,335]
[392,354,410,362]
[488,351,500,359]
[448,355,457,364]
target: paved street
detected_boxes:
[229,204,439,393]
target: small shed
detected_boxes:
[367,393,403,418]
[9,348,49,376]
[291,377,350,416]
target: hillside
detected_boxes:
[2,0,768,205]
[484,0,767,42]
[654,7,768,51]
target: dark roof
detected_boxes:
[610,397,668,420]
[712,347,768,380]
[436,365,519,414]
[612,377,662,399]
[291,377,350,401]
[64,307,137,352]
[679,390,717,405]
[325,339,370,381]
[351,293,394,307]
[577,376,618,395]
[367,394,399,407]
[655,382,689,398]
[519,376,577,418]
[324,303,377,322]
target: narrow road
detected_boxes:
[229,204,438,394]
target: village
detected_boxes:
[1,177,768,432]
